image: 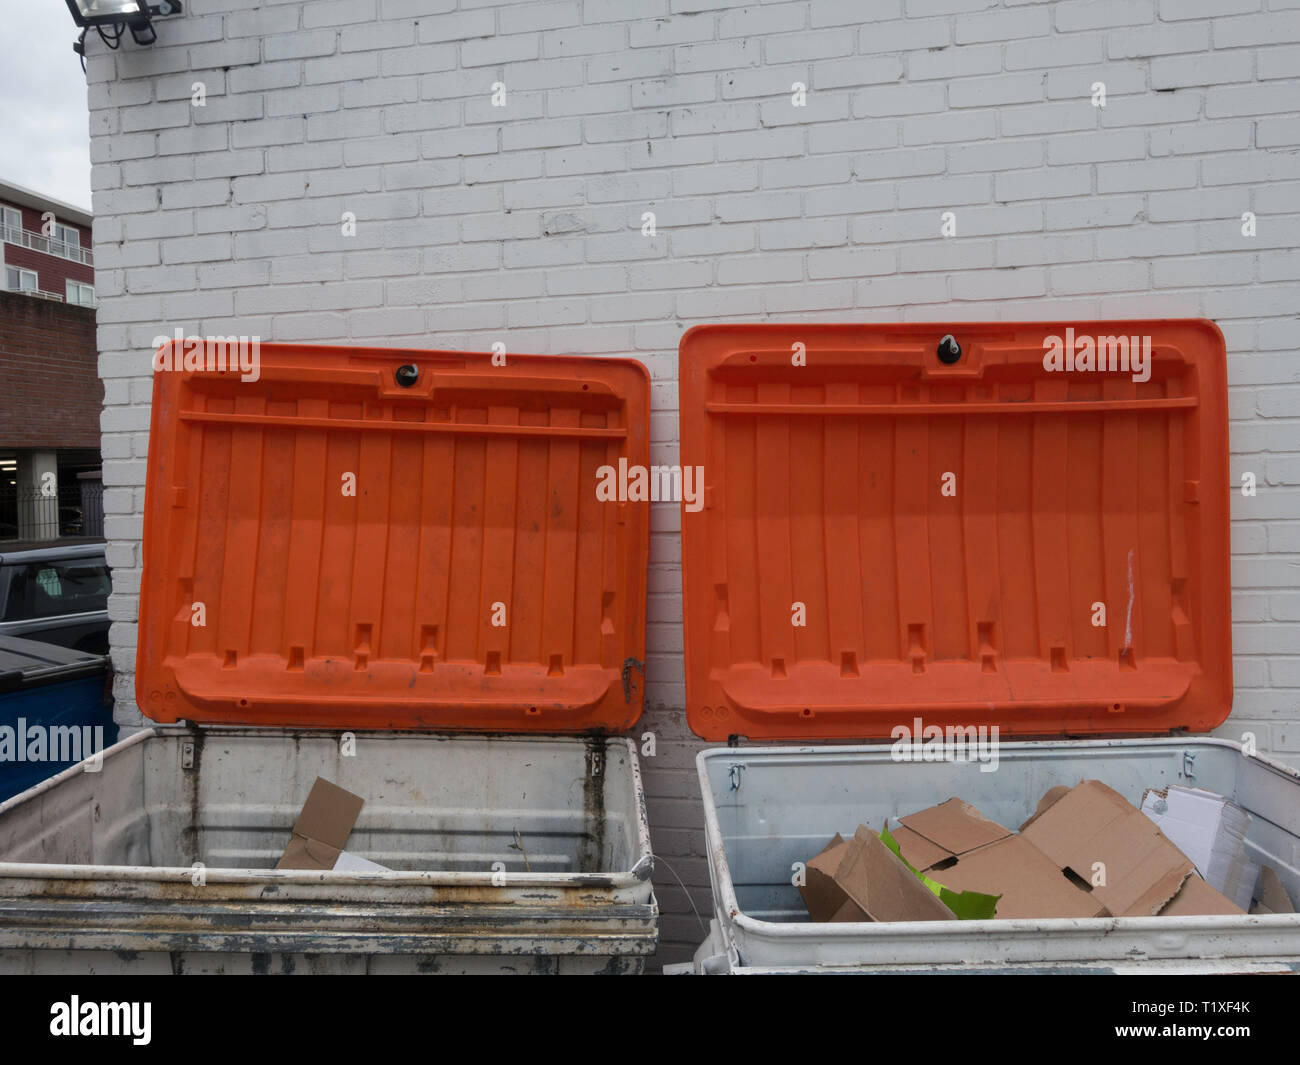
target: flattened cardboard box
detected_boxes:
[1020,780,1241,917]
[1161,873,1242,916]
[277,777,371,871]
[799,826,955,923]
[890,798,1105,919]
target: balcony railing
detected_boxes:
[1,224,93,267]
[2,285,65,302]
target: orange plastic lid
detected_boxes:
[679,321,1232,741]
[137,343,650,732]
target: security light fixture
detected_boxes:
[65,0,148,26]
[66,0,182,57]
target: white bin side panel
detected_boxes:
[699,739,1300,972]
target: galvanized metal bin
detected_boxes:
[675,322,1292,973]
[0,727,655,973]
[693,738,1300,973]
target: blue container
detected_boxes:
[0,636,117,803]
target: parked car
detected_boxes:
[0,540,110,655]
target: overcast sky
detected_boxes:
[1,3,94,211]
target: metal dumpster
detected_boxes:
[694,739,1300,973]
[0,727,652,974]
[0,635,115,804]
[678,320,1300,972]
[0,343,657,974]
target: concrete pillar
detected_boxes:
[16,449,58,540]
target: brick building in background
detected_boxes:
[0,180,101,540]
[80,2,1300,968]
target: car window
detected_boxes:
[35,567,61,597]
[25,560,111,619]
[0,565,25,621]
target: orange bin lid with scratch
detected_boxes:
[137,343,650,732]
[678,321,1232,741]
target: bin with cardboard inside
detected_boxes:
[679,321,1300,973]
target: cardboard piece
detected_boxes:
[879,824,1001,919]
[1021,779,1242,917]
[1161,872,1243,916]
[895,797,1009,859]
[931,834,1105,920]
[1140,784,1256,911]
[800,833,855,922]
[276,777,367,871]
[1251,866,1297,916]
[1019,785,1071,832]
[799,826,956,923]
[893,798,1104,920]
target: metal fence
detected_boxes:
[0,478,102,541]
[78,473,103,538]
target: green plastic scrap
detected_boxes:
[879,824,1001,920]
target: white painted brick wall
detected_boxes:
[84,0,1300,967]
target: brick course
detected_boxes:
[0,291,101,449]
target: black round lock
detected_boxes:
[937,335,961,364]
[395,363,419,387]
